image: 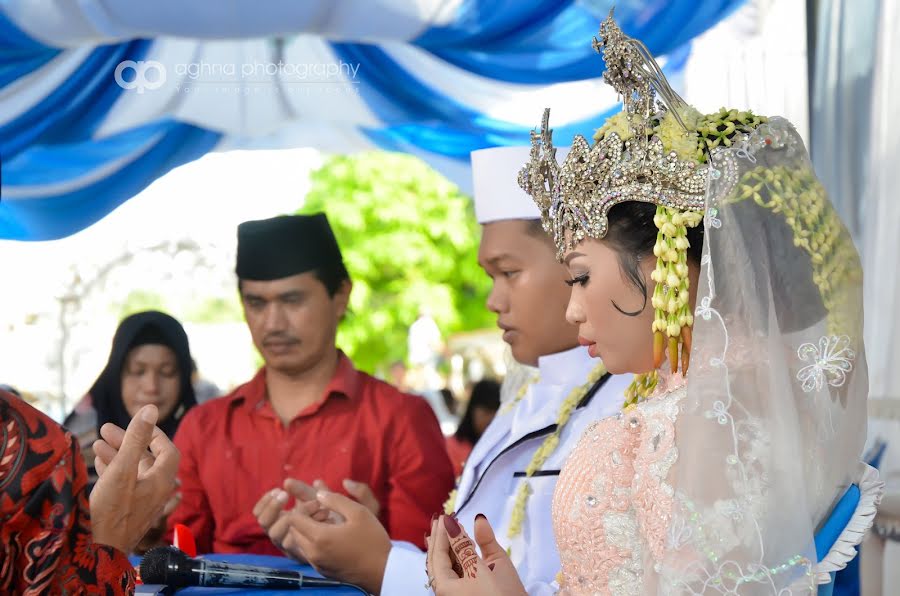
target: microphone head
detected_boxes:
[140,546,195,587]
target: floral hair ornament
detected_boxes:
[518,10,767,401]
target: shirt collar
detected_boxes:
[237,350,362,414]
[508,345,600,434]
[323,350,362,401]
[536,345,597,387]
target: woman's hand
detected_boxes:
[426,514,526,596]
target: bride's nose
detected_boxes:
[565,295,586,326]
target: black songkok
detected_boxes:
[235,213,344,281]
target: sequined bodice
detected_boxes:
[551,386,685,595]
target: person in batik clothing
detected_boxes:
[1,392,179,593]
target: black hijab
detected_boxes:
[87,311,197,438]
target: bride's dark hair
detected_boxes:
[601,195,827,333]
[602,202,704,316]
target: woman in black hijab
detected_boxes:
[65,310,197,485]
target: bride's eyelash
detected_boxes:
[565,273,590,287]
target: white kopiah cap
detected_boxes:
[471,145,568,224]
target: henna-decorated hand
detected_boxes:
[425,514,526,596]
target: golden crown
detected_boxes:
[517,10,709,260]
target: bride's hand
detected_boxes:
[425,514,526,596]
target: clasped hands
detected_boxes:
[254,478,525,596]
[253,477,391,594]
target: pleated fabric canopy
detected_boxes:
[0,0,744,240]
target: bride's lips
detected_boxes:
[578,336,599,357]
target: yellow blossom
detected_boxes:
[593,112,634,142]
[443,489,458,515]
[655,107,703,161]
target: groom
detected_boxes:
[253,146,631,594]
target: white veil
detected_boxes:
[656,117,871,594]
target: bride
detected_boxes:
[426,11,879,595]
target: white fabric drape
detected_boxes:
[683,0,809,143]
[0,0,464,45]
[859,0,900,406]
[812,0,900,593]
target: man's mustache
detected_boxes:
[262,333,299,345]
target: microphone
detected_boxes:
[140,546,362,591]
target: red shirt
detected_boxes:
[445,435,474,479]
[0,392,134,594]
[167,352,454,555]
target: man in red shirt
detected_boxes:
[167,213,454,555]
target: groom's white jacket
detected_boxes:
[381,346,631,595]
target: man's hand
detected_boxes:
[252,484,321,562]
[89,405,180,554]
[338,479,380,518]
[134,486,182,555]
[309,478,381,519]
[280,490,392,595]
[254,477,386,586]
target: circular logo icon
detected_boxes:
[114,60,166,93]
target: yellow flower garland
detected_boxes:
[499,372,540,415]
[443,489,458,515]
[624,370,659,408]
[506,362,607,539]
[724,163,861,337]
[650,206,704,374]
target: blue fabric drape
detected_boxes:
[0,0,744,240]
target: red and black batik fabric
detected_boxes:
[1,392,135,594]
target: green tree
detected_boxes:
[115,289,168,318]
[114,291,243,324]
[184,296,244,324]
[302,151,492,373]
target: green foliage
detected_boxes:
[115,291,243,325]
[184,296,244,324]
[115,289,167,318]
[302,152,492,373]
